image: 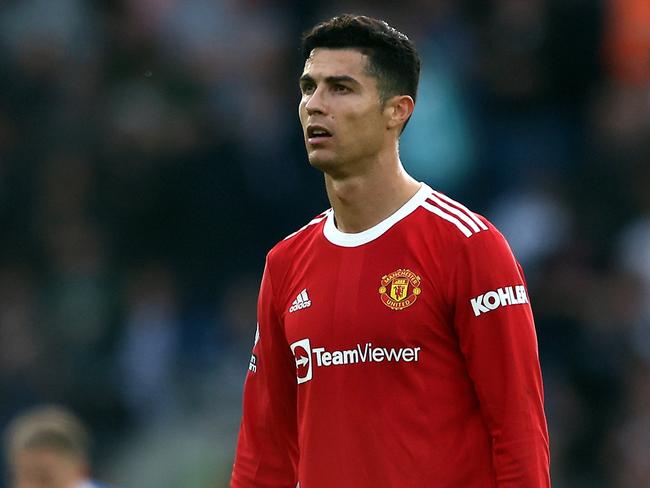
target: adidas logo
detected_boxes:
[289,289,312,313]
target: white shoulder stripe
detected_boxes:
[421,201,473,237]
[431,190,488,231]
[284,209,331,240]
[427,193,481,233]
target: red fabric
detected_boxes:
[231,187,549,487]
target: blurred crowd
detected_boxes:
[0,1,648,487]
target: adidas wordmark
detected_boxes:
[289,289,312,313]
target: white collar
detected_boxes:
[323,183,430,247]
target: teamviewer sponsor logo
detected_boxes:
[290,338,313,384]
[289,338,421,384]
[470,285,528,317]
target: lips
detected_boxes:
[306,125,332,145]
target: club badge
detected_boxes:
[378,269,421,310]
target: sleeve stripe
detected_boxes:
[421,201,473,237]
[426,194,482,233]
[431,190,488,231]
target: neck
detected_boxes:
[324,152,421,233]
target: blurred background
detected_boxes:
[0,0,648,486]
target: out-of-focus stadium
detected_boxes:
[0,1,648,487]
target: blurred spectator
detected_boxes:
[604,0,650,86]
[488,183,572,273]
[4,405,109,488]
[0,265,49,419]
[610,364,650,487]
[116,263,180,423]
[400,39,475,192]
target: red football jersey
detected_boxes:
[231,184,550,487]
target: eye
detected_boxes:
[301,82,315,95]
[332,84,351,93]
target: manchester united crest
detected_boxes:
[378,269,422,310]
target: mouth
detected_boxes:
[306,125,333,145]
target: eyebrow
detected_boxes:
[299,74,360,86]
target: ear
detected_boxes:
[385,95,415,131]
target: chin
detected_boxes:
[307,151,339,172]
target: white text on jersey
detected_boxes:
[290,339,421,384]
[312,343,421,366]
[289,289,312,313]
[470,285,528,317]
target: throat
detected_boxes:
[325,175,421,233]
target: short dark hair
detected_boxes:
[302,14,421,107]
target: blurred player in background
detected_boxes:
[4,405,109,488]
[231,14,549,487]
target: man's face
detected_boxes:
[11,449,85,488]
[298,48,390,174]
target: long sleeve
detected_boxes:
[449,227,550,487]
[231,257,299,487]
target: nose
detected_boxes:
[304,87,326,115]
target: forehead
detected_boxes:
[302,48,371,79]
[15,448,72,465]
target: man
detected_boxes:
[4,405,108,488]
[231,14,550,487]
